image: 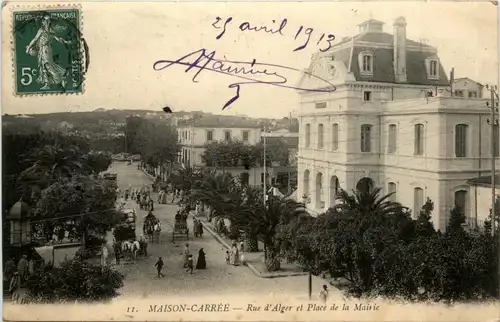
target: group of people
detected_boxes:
[154,243,206,278]
[192,218,204,238]
[132,187,155,211]
[4,255,37,302]
[183,243,206,273]
[226,241,245,266]
[157,188,168,204]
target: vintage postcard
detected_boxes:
[1,0,499,321]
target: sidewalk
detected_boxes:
[140,167,307,279]
[199,218,308,279]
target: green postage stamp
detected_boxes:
[12,7,87,95]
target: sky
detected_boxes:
[2,1,498,118]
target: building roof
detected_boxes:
[306,18,449,87]
[7,199,30,221]
[177,115,261,129]
[263,136,299,147]
[467,175,500,186]
[454,77,484,87]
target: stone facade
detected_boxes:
[296,17,498,231]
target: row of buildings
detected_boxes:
[175,114,299,193]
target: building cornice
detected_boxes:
[354,40,437,53]
[298,156,496,175]
[298,109,491,118]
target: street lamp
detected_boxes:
[486,84,499,236]
[7,199,31,246]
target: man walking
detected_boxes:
[155,257,164,278]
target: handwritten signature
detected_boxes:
[212,17,336,53]
[153,48,336,110]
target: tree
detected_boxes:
[32,175,119,244]
[201,139,290,169]
[195,171,304,271]
[170,164,206,194]
[84,151,112,176]
[26,258,124,303]
[253,139,290,167]
[128,117,180,174]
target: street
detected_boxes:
[108,162,336,300]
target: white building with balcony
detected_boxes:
[296,17,499,231]
[176,115,261,167]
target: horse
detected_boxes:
[133,240,141,259]
[121,241,139,261]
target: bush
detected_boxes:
[26,258,124,303]
[281,194,499,302]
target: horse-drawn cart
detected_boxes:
[172,212,189,242]
[143,212,161,244]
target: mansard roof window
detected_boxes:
[359,52,374,76]
[425,57,439,80]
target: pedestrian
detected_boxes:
[114,240,122,264]
[197,221,203,237]
[140,235,148,256]
[186,254,194,274]
[155,257,164,278]
[193,218,199,237]
[225,251,230,265]
[4,257,15,285]
[17,255,28,285]
[195,248,206,269]
[9,272,21,303]
[230,243,239,266]
[319,285,329,303]
[183,244,190,268]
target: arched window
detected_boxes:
[361,124,372,152]
[305,124,311,147]
[454,190,469,217]
[455,124,468,157]
[356,177,374,194]
[315,172,324,209]
[330,176,339,206]
[303,170,310,197]
[318,124,324,149]
[358,52,374,75]
[388,124,397,153]
[388,182,397,202]
[331,123,339,151]
[413,187,424,218]
[414,124,424,155]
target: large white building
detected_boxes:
[177,115,261,166]
[296,17,499,231]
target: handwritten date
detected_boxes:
[212,17,335,52]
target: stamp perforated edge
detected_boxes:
[9,3,86,97]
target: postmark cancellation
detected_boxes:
[11,4,87,96]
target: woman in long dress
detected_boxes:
[195,248,206,269]
[25,15,71,90]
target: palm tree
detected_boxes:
[335,187,405,217]
[171,164,205,194]
[18,143,88,192]
[193,171,241,220]
[232,193,304,271]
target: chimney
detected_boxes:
[393,17,407,83]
